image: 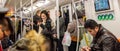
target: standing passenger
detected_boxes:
[40,10,55,51]
[67,10,85,51]
[53,10,66,51]
[33,10,42,32]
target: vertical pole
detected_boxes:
[56,0,60,39]
[20,0,23,37]
[71,0,80,51]
[14,0,17,41]
[31,0,33,30]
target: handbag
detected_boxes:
[62,31,71,46]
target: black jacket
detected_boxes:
[41,19,54,51]
[33,15,42,32]
[33,15,41,25]
[91,24,120,51]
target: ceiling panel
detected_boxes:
[5,0,80,13]
[5,0,37,11]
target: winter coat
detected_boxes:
[33,15,42,32]
[53,17,66,37]
[91,24,120,51]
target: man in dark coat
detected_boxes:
[53,10,66,51]
[81,19,120,51]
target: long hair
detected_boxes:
[41,10,54,51]
[41,10,51,21]
[41,10,52,31]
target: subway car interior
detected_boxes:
[0,0,120,51]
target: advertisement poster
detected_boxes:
[95,0,110,11]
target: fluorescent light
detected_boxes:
[24,0,50,14]
[35,3,43,7]
[28,7,31,11]
[33,6,37,10]
[35,0,50,7]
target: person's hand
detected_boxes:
[81,46,90,51]
[53,34,57,38]
[37,22,42,26]
[37,22,40,26]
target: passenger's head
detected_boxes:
[0,8,13,40]
[0,17,13,40]
[84,19,99,37]
[55,10,62,17]
[72,10,84,20]
[41,10,50,20]
[36,10,41,17]
[11,15,15,21]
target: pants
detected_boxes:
[57,37,64,51]
[68,41,80,51]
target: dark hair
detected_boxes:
[0,17,14,34]
[59,10,62,17]
[72,10,84,19]
[41,10,52,31]
[0,13,6,18]
[41,10,51,20]
[84,19,99,29]
[11,15,15,18]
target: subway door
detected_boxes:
[61,4,72,31]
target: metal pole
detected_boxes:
[56,0,60,39]
[14,0,17,41]
[31,0,33,30]
[20,0,23,37]
[71,0,80,51]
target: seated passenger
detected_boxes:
[81,19,120,51]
